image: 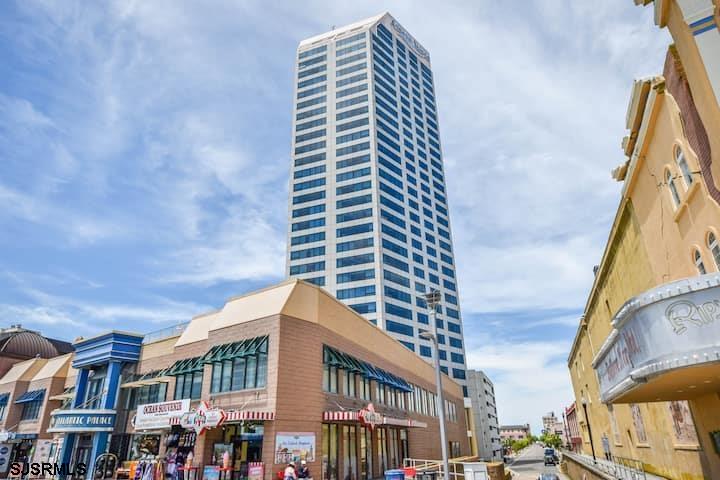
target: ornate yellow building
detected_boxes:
[567,1,720,479]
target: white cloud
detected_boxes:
[467,339,574,434]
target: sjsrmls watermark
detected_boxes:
[9,462,88,476]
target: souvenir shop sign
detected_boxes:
[135,399,190,430]
[358,404,383,430]
[48,409,116,433]
[180,401,225,435]
[274,433,315,463]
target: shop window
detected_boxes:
[210,347,268,394]
[694,249,707,275]
[375,381,386,404]
[20,400,41,420]
[322,424,339,480]
[377,428,388,473]
[86,376,105,409]
[360,426,372,480]
[708,232,720,270]
[175,371,203,400]
[323,365,339,393]
[128,383,168,410]
[343,425,358,480]
[0,404,5,421]
[346,371,357,397]
[359,377,371,401]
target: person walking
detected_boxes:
[284,462,298,480]
[297,460,311,479]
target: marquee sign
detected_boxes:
[48,409,116,433]
[180,401,225,435]
[593,274,720,403]
[358,403,383,429]
[390,19,429,60]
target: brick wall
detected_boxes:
[664,47,719,205]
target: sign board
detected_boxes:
[48,409,116,433]
[358,404,383,430]
[247,462,264,480]
[462,463,488,480]
[32,440,53,464]
[135,399,190,430]
[594,278,720,402]
[0,444,12,473]
[274,433,315,463]
[180,401,225,435]
[202,466,220,480]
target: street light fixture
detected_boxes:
[581,396,597,464]
[421,289,450,480]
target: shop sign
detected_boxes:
[180,401,225,435]
[48,409,116,433]
[247,462,264,480]
[274,433,315,463]
[593,278,720,402]
[202,466,220,480]
[358,404,383,429]
[135,399,190,430]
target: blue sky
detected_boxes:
[0,1,669,432]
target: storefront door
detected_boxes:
[73,435,93,480]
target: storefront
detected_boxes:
[30,280,468,480]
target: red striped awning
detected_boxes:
[169,410,274,426]
[322,411,426,428]
[225,410,275,422]
[323,411,359,421]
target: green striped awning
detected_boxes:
[201,336,268,364]
[166,357,204,376]
[322,345,413,392]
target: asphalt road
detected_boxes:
[507,444,568,480]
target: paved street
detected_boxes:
[507,444,568,480]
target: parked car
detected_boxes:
[543,448,557,465]
[538,474,560,480]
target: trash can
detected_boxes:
[385,470,406,480]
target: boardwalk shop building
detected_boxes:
[0,280,468,479]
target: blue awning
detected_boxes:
[14,389,45,404]
[0,393,9,406]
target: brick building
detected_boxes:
[32,279,468,479]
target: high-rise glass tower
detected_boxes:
[286,13,468,392]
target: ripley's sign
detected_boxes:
[594,277,720,402]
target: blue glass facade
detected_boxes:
[287,14,467,392]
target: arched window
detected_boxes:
[708,232,720,270]
[667,170,681,207]
[694,249,706,275]
[675,147,693,187]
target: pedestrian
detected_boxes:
[601,434,611,461]
[284,462,297,480]
[297,460,311,479]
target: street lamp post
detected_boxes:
[581,397,597,464]
[420,290,450,480]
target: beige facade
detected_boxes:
[567,2,720,478]
[117,280,469,479]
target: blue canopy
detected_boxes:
[14,389,45,404]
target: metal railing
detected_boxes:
[403,456,479,480]
[564,451,647,480]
